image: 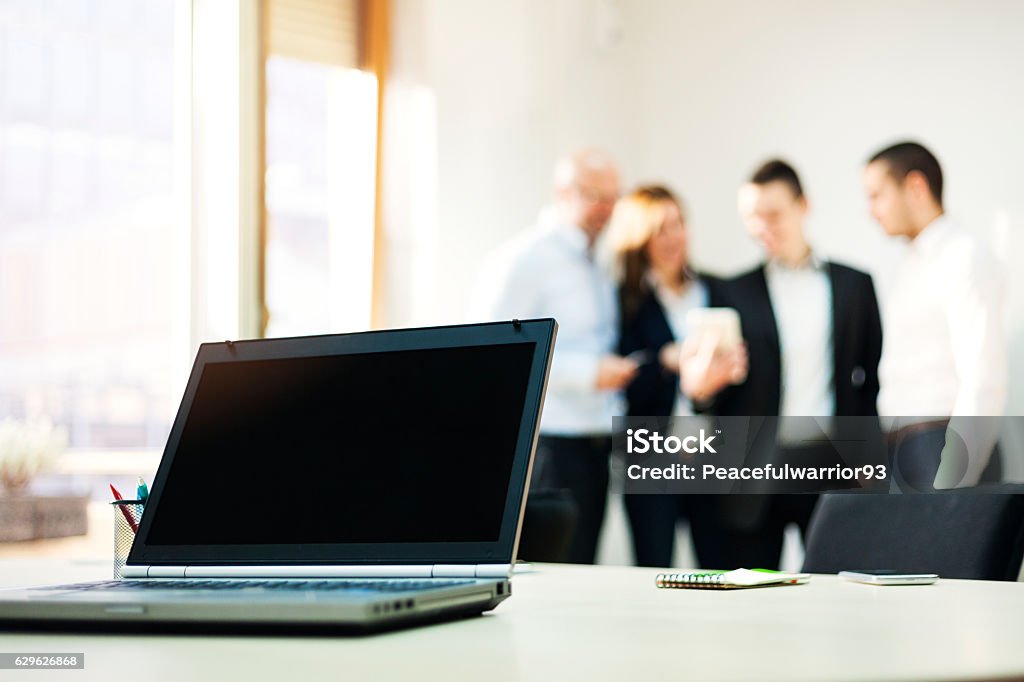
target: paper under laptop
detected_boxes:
[0,318,556,631]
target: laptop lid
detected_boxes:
[127,318,556,569]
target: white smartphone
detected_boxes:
[838,570,939,585]
[686,307,742,350]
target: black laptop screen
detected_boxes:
[144,342,536,547]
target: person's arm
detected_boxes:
[619,306,671,411]
[679,336,748,405]
[552,285,637,394]
[475,247,633,394]
[549,351,603,393]
[686,276,746,413]
[478,250,592,391]
[934,243,1007,488]
[946,245,1008,417]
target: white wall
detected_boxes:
[385,0,641,325]
[386,0,1024,417]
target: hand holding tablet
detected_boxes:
[686,307,743,351]
[679,307,748,402]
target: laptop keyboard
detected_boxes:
[42,579,475,593]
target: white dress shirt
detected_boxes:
[878,215,1008,417]
[652,275,707,416]
[878,215,1007,486]
[475,214,620,436]
[764,254,835,444]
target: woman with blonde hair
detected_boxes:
[607,185,744,567]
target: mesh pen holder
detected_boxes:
[111,500,145,579]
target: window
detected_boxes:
[0,0,384,457]
[263,0,378,337]
[0,0,187,452]
[264,57,377,337]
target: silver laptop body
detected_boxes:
[0,319,556,632]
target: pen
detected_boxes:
[136,477,149,503]
[109,484,140,533]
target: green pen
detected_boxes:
[137,476,150,503]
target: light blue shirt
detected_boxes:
[475,216,620,436]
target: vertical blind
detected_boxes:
[266,0,360,67]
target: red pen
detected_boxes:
[110,484,139,533]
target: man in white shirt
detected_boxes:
[476,148,638,563]
[863,141,1007,489]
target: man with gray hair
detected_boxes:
[477,148,638,563]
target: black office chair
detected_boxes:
[802,486,1024,581]
[517,489,579,563]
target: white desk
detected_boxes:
[1,560,1023,681]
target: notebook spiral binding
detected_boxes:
[655,572,729,589]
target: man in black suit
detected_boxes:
[684,159,883,570]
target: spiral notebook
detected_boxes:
[655,568,811,590]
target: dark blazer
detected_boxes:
[617,276,706,567]
[693,262,884,544]
[705,262,882,418]
[618,275,713,417]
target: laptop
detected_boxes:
[0,318,556,632]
